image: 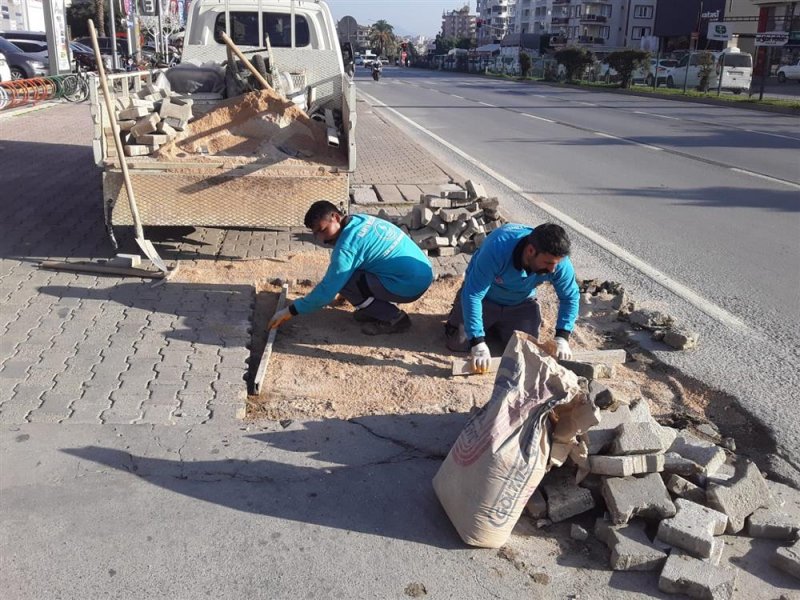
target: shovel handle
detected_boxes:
[220,32,273,91]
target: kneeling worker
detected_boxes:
[444,222,580,373]
[269,201,434,335]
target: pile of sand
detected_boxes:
[156,89,337,164]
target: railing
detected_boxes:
[578,35,605,44]
[553,0,571,4]
[581,14,607,22]
[551,17,570,25]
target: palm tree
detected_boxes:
[369,20,395,58]
[94,0,106,36]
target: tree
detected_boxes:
[369,20,395,58]
[696,52,715,92]
[433,33,456,55]
[606,49,650,88]
[455,36,474,50]
[94,0,106,36]
[519,51,532,78]
[554,46,594,82]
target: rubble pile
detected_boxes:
[579,278,701,351]
[525,397,800,598]
[112,83,194,157]
[378,180,508,257]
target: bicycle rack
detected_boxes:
[0,74,87,110]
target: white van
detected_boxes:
[666,48,752,94]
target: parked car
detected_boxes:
[0,36,48,79]
[776,60,800,83]
[4,38,47,54]
[0,30,46,42]
[0,52,11,81]
[73,36,130,60]
[666,49,752,94]
[633,58,679,86]
[70,41,111,71]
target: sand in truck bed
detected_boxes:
[154,89,346,169]
[175,252,720,423]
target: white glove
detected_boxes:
[470,342,492,374]
[268,306,292,330]
[555,337,572,361]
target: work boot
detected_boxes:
[352,309,378,323]
[361,311,411,336]
[444,322,469,352]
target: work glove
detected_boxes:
[268,307,292,330]
[555,337,572,361]
[471,342,492,374]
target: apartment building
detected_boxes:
[477,0,516,44]
[442,5,477,41]
[514,0,657,50]
[1,0,43,32]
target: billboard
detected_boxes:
[654,0,726,37]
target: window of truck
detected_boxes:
[719,54,752,68]
[213,12,310,47]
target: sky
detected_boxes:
[326,1,473,38]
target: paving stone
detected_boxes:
[668,434,726,475]
[542,469,595,522]
[602,473,676,524]
[570,523,589,541]
[525,489,548,519]
[582,405,635,455]
[559,360,614,380]
[663,452,704,477]
[666,474,707,504]
[664,329,699,350]
[706,459,770,534]
[610,421,666,455]
[657,498,728,559]
[659,548,737,599]
[588,380,614,409]
[747,480,800,540]
[773,539,800,580]
[595,518,668,571]
[590,453,664,477]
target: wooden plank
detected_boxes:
[450,349,627,377]
[254,283,289,395]
[39,261,165,279]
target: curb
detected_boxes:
[0,100,60,120]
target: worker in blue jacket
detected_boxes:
[444,223,580,373]
[269,201,434,335]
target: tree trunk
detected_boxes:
[95,0,106,37]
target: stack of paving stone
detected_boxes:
[113,83,193,157]
[377,180,507,257]
[524,397,800,599]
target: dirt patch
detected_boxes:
[176,252,749,443]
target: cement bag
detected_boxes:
[433,331,598,548]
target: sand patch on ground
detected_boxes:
[176,252,724,426]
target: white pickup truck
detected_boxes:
[91,0,356,239]
[777,60,800,83]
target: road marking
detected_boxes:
[576,101,597,106]
[359,89,751,333]
[730,168,800,190]
[594,131,663,151]
[742,129,800,142]
[478,101,496,107]
[521,113,555,124]
[450,94,465,99]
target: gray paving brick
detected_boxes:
[137,405,176,424]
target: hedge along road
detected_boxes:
[357,67,800,481]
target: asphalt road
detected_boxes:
[357,67,800,480]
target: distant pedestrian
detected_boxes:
[269,201,434,335]
[444,223,579,373]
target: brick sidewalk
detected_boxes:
[0,97,470,426]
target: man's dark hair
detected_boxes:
[528,223,571,256]
[304,200,343,229]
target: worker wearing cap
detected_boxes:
[444,223,580,373]
[269,201,434,335]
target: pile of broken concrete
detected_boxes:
[112,83,193,157]
[527,398,800,598]
[378,180,507,257]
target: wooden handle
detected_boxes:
[220,32,273,91]
[88,19,145,239]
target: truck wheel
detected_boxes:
[732,89,742,95]
[777,72,786,83]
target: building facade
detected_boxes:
[442,5,477,41]
[513,0,656,50]
[477,0,516,44]
[1,0,44,32]
[749,0,799,73]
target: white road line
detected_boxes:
[358,89,751,333]
[594,131,663,151]
[576,101,597,106]
[730,168,800,190]
[742,129,800,142]
[521,113,556,124]
[450,94,465,99]
[478,101,496,107]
